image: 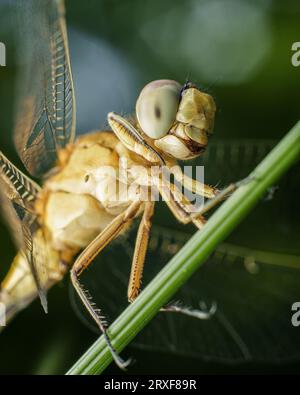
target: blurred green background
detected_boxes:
[0,0,299,374]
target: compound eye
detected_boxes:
[136,80,181,139]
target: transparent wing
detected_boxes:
[21,213,49,312]
[0,152,49,311]
[14,0,76,177]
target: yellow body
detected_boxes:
[0,131,150,320]
[0,81,218,326]
[1,229,63,322]
[1,0,219,367]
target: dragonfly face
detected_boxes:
[136,80,216,160]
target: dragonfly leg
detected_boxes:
[126,200,213,321]
[70,200,142,370]
[159,173,253,229]
[156,176,191,224]
[156,175,207,229]
[156,176,253,319]
[189,175,254,218]
[170,165,219,199]
[127,201,155,302]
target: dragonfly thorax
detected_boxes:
[40,131,149,256]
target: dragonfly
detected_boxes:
[0,0,234,368]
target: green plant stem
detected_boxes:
[67,122,300,375]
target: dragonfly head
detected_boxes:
[136,79,216,160]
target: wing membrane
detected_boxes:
[21,212,49,312]
[0,151,40,206]
[14,0,76,177]
[0,152,49,311]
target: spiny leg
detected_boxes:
[153,174,220,318]
[161,166,216,224]
[129,179,212,319]
[126,199,211,320]
[170,166,255,219]
[168,181,207,230]
[156,172,191,224]
[128,201,155,302]
[170,165,219,199]
[189,176,253,218]
[156,172,207,229]
[155,176,252,319]
[70,200,142,370]
[159,169,252,227]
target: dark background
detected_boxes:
[0,0,299,374]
